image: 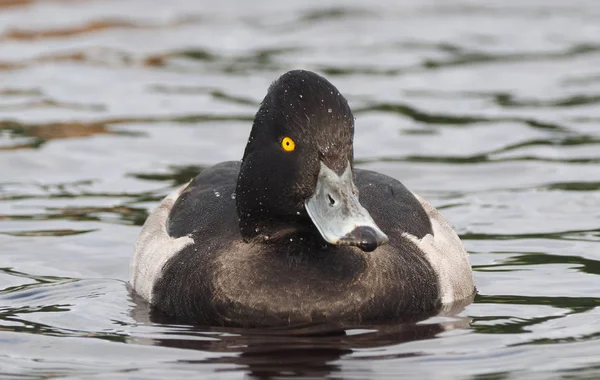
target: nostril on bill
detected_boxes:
[327,194,336,206]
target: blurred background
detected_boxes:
[1,0,600,379]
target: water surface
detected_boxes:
[1,0,600,378]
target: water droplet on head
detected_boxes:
[328,108,332,113]
[230,193,236,200]
[296,211,301,215]
[299,94,303,98]
[214,191,221,197]
[255,227,260,233]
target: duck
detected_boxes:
[131,69,475,327]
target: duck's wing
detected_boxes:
[167,161,241,238]
[401,192,475,304]
[354,169,433,239]
[131,161,241,303]
[354,168,475,304]
[131,185,194,302]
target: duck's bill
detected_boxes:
[305,162,389,252]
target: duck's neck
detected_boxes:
[236,204,317,245]
[235,167,306,244]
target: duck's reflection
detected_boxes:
[129,292,473,379]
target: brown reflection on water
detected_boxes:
[0,88,43,96]
[0,112,254,151]
[0,99,105,112]
[1,228,97,237]
[1,16,201,41]
[0,61,23,70]
[0,0,86,9]
[0,0,37,8]
[0,121,112,150]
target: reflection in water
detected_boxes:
[1,0,600,378]
[475,252,600,276]
[129,292,472,379]
[0,116,252,151]
[355,102,568,132]
[130,165,205,187]
[461,228,600,242]
[2,205,149,226]
[0,228,97,237]
[1,17,200,41]
[476,294,600,314]
[0,120,113,150]
[473,294,600,336]
[0,99,105,112]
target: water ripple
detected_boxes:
[1,0,600,378]
[1,16,202,41]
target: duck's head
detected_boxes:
[236,70,388,252]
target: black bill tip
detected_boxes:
[340,226,389,252]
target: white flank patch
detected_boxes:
[402,193,474,304]
[130,184,194,303]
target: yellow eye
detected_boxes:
[281,136,295,152]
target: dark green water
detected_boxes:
[1,1,600,379]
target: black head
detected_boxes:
[236,70,387,251]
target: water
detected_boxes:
[1,0,600,378]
